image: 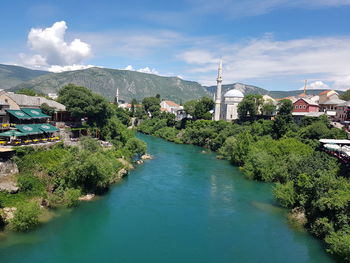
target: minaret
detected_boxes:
[115,88,119,104]
[214,60,223,121]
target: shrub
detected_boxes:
[17,174,45,195]
[125,138,147,158]
[325,227,350,261]
[311,217,334,238]
[10,202,41,232]
[273,181,295,208]
[63,188,81,208]
[80,136,101,152]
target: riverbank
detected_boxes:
[0,133,335,263]
[0,136,148,233]
[138,117,350,261]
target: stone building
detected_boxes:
[213,61,244,121]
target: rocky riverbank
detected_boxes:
[0,137,150,233]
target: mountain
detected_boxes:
[0,64,48,90]
[206,83,344,98]
[2,64,345,103]
[267,89,344,98]
[12,67,210,103]
[206,83,269,96]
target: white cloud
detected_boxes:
[123,65,159,75]
[299,81,329,90]
[20,21,92,71]
[124,65,134,71]
[77,30,182,58]
[137,67,159,75]
[188,0,350,17]
[48,64,97,73]
[177,35,350,88]
[177,50,217,65]
[334,75,350,90]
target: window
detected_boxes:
[303,105,306,109]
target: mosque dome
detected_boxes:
[224,89,244,98]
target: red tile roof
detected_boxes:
[163,100,179,107]
[319,90,332,95]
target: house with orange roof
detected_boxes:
[160,100,183,114]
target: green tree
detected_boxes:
[261,100,276,116]
[10,202,41,232]
[238,94,263,120]
[339,89,350,101]
[58,84,113,126]
[273,99,295,138]
[184,99,197,117]
[40,103,55,116]
[130,98,138,117]
[125,138,147,158]
[273,181,296,208]
[15,88,36,96]
[325,227,350,261]
[142,96,161,117]
[63,188,81,208]
[183,97,214,120]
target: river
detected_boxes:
[0,134,335,263]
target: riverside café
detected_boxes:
[0,108,60,145]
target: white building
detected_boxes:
[160,100,183,114]
[213,61,244,121]
[222,89,244,121]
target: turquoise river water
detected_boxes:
[0,134,336,263]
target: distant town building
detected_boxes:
[316,90,345,119]
[213,61,245,121]
[0,91,67,123]
[222,89,244,121]
[319,90,339,104]
[160,100,183,114]
[293,98,320,113]
[335,101,350,122]
[48,93,58,100]
[276,88,350,123]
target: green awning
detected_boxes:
[16,124,44,135]
[0,130,28,137]
[6,110,32,120]
[36,124,59,133]
[21,108,50,118]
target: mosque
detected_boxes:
[214,61,244,121]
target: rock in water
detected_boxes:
[79,194,95,201]
[141,154,152,160]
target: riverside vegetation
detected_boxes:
[0,84,146,233]
[137,95,350,262]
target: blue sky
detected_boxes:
[1,0,350,90]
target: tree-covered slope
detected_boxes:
[206,83,269,96]
[0,64,48,90]
[206,83,344,98]
[13,67,210,103]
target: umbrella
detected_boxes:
[0,130,27,137]
[323,144,341,151]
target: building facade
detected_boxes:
[293,98,320,113]
[213,61,245,121]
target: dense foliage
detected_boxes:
[184,97,214,120]
[138,95,350,261]
[0,85,147,232]
[10,202,40,232]
[58,84,114,126]
[15,88,36,96]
